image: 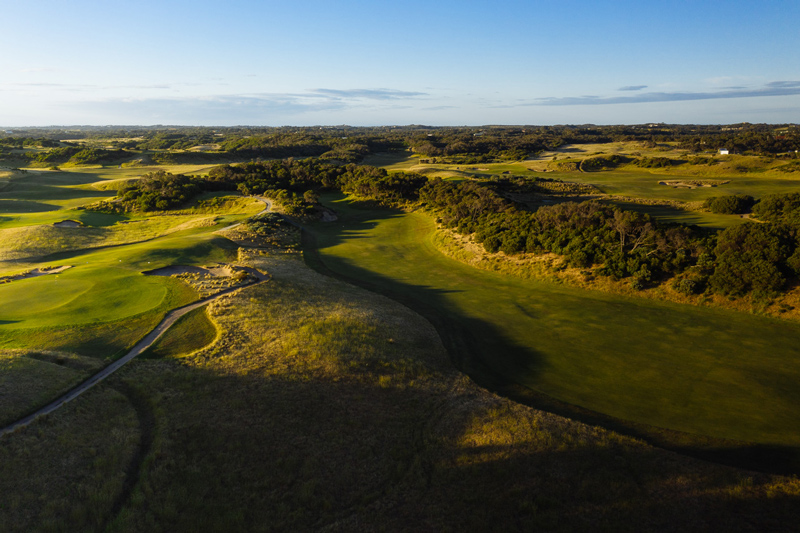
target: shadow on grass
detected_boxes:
[5,275,800,532]
[80,361,800,532]
[302,216,540,391]
[0,199,61,213]
[302,200,800,476]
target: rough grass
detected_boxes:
[0,350,103,425]
[4,248,799,531]
[0,385,140,533]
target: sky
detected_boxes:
[1,0,799,127]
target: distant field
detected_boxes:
[603,200,745,228]
[368,146,800,228]
[310,195,800,449]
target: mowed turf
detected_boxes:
[0,204,251,360]
[311,195,800,447]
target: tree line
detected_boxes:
[93,158,800,301]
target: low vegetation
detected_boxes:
[5,247,800,531]
[3,126,800,530]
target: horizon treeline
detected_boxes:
[2,124,799,168]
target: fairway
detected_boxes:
[310,195,800,448]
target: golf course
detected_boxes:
[2,126,800,531]
[308,195,800,455]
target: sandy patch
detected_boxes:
[143,263,263,298]
[0,265,72,284]
[143,265,232,277]
[53,220,82,228]
[320,209,338,222]
[659,179,730,189]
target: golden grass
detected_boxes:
[3,242,800,531]
[0,350,104,425]
[0,213,227,264]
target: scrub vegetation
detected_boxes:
[2,124,800,531]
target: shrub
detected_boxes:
[702,194,756,214]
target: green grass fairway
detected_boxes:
[604,200,745,229]
[0,190,251,356]
[555,168,800,202]
[141,306,217,359]
[309,195,800,449]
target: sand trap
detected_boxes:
[320,210,338,222]
[0,265,72,284]
[659,180,730,189]
[53,220,82,228]
[143,265,233,277]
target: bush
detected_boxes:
[702,194,756,214]
[674,278,703,295]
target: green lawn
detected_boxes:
[0,186,250,356]
[141,306,217,359]
[310,195,800,448]
[604,200,745,229]
[555,168,800,202]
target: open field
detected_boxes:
[309,195,800,458]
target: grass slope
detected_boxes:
[140,306,217,359]
[309,195,800,451]
[3,249,799,531]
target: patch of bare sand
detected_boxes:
[0,265,72,284]
[53,220,82,228]
[659,179,730,189]
[144,265,232,277]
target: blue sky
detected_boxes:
[1,0,799,126]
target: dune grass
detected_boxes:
[309,195,800,450]
[0,384,141,533]
[0,350,104,425]
[5,247,800,531]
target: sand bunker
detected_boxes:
[658,180,730,189]
[143,265,232,277]
[0,265,72,284]
[53,220,82,228]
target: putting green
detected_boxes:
[311,195,800,447]
[0,268,169,328]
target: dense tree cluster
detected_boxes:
[709,222,800,297]
[420,178,703,280]
[751,192,800,224]
[116,171,202,211]
[419,182,800,298]
[703,194,756,214]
